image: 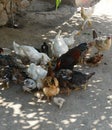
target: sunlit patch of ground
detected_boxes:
[93,0,112,16]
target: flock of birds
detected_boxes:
[0,6,112,108]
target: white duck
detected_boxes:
[23,78,37,93]
[13,41,51,65]
[27,63,47,82]
[50,30,68,58]
[63,30,79,48]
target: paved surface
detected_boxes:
[0,0,112,130]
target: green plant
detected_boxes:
[56,0,61,9]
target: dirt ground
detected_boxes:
[0,0,112,130]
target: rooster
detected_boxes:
[54,42,92,71]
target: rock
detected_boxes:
[0,3,3,13]
[5,1,11,13]
[0,10,8,26]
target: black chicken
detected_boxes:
[70,71,95,90]
[41,42,49,55]
[54,42,90,71]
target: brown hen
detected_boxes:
[86,54,103,66]
[42,62,60,101]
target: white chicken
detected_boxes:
[50,30,68,58]
[13,41,51,65]
[63,30,79,48]
[27,63,47,81]
[13,41,42,64]
[23,78,37,93]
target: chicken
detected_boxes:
[70,71,95,90]
[92,30,112,53]
[50,30,68,58]
[80,6,94,30]
[63,30,79,48]
[55,69,72,95]
[54,42,90,71]
[13,41,51,65]
[85,53,103,66]
[42,62,60,101]
[41,42,49,56]
[95,36,111,54]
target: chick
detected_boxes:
[42,62,60,101]
[85,53,103,66]
[95,36,111,54]
[92,30,112,54]
[70,71,95,90]
[53,97,65,109]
